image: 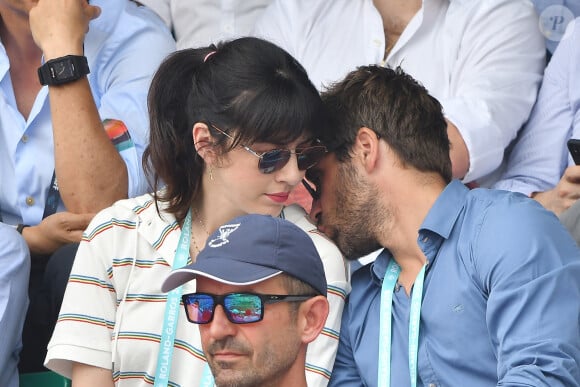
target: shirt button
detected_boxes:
[429,384,437,387]
[25,196,35,206]
[22,134,29,143]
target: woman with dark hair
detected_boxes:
[44,37,349,386]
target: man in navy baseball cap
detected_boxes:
[162,214,329,387]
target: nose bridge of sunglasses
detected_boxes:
[213,302,233,323]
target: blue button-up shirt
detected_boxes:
[330,180,580,386]
[0,224,30,387]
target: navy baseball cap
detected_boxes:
[161,214,327,296]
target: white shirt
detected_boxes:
[138,0,273,49]
[493,18,580,196]
[45,195,349,387]
[253,0,546,184]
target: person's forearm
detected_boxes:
[72,362,115,387]
[21,224,59,255]
[49,79,128,213]
[29,0,119,213]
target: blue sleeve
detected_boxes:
[475,198,580,386]
[89,3,176,197]
[0,223,30,385]
[329,297,364,387]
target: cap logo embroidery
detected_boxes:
[208,223,241,247]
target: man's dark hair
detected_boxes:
[278,273,321,318]
[320,66,452,182]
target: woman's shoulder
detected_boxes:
[86,193,177,234]
[282,205,349,285]
[282,204,334,247]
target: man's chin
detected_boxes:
[212,367,242,384]
[338,240,381,261]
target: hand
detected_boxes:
[28,0,101,60]
[22,211,95,255]
[532,165,580,215]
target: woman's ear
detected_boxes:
[298,296,330,344]
[192,122,216,162]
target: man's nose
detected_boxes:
[309,197,322,225]
[208,305,237,338]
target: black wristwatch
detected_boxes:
[37,55,90,86]
[16,224,30,234]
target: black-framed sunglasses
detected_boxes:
[302,179,320,201]
[182,292,316,324]
[210,124,328,174]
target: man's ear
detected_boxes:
[192,122,217,163]
[353,127,381,173]
[298,296,330,344]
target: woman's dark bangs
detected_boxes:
[229,81,323,146]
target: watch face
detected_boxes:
[39,55,89,86]
[52,58,76,80]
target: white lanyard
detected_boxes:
[154,210,192,387]
[378,259,426,387]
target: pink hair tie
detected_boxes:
[204,51,217,63]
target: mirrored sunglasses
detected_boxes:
[182,292,315,324]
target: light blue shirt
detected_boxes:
[0,224,30,387]
[494,18,580,196]
[0,0,175,225]
[330,180,580,387]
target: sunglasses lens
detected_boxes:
[185,294,214,323]
[259,150,291,174]
[297,146,327,170]
[224,294,263,323]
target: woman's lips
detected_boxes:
[266,192,290,203]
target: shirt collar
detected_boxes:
[371,179,468,283]
[420,179,467,239]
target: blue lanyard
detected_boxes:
[200,363,215,387]
[154,210,192,387]
[42,171,60,219]
[378,259,426,387]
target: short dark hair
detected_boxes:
[278,272,321,296]
[278,273,321,318]
[319,66,451,182]
[143,37,325,222]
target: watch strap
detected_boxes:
[16,224,30,234]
